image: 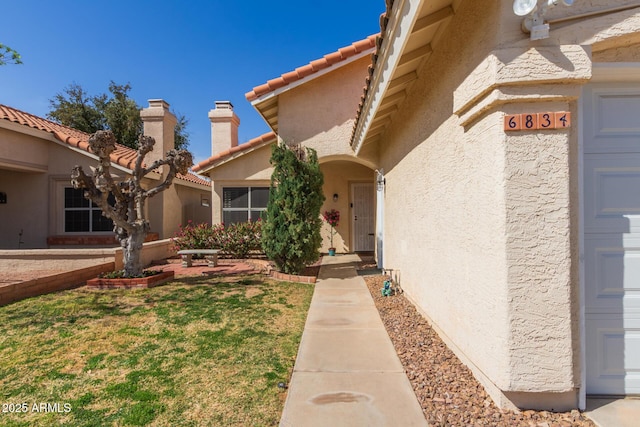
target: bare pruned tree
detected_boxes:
[71,130,193,277]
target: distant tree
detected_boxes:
[72,130,193,277]
[0,43,22,65]
[47,83,106,134]
[101,82,142,149]
[48,81,190,150]
[262,143,325,274]
[173,113,190,151]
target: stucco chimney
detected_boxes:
[140,99,177,166]
[209,101,240,155]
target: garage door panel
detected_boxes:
[585,87,640,153]
[586,317,640,394]
[585,236,640,313]
[583,154,640,234]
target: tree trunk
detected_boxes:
[71,131,193,278]
[122,229,147,277]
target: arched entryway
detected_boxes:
[318,157,377,255]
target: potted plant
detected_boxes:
[323,209,340,256]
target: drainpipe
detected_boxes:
[375,169,385,269]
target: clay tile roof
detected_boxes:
[1,104,92,143]
[245,34,378,101]
[0,104,209,187]
[351,7,393,146]
[192,131,277,172]
[177,172,211,186]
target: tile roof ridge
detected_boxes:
[245,34,379,102]
[193,131,277,172]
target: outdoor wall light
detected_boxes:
[513,0,575,40]
[0,192,6,204]
[376,170,386,191]
[333,193,339,202]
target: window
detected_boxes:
[222,187,269,225]
[64,188,114,232]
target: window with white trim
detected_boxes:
[64,187,114,232]
[222,187,268,225]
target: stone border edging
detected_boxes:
[86,271,175,289]
[198,258,317,284]
[0,262,115,306]
[269,270,317,284]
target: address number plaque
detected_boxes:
[504,112,571,131]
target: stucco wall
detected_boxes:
[374,0,609,410]
[0,137,108,249]
[0,127,49,172]
[380,0,514,396]
[1,139,133,249]
[278,55,371,160]
[0,169,49,249]
[594,42,640,62]
[177,185,211,227]
[373,0,640,411]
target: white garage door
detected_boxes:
[584,83,640,395]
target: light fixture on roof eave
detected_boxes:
[513,0,577,40]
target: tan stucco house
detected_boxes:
[194,36,380,255]
[0,99,211,249]
[195,0,640,411]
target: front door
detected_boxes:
[352,182,375,252]
[583,83,640,394]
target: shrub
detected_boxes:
[172,222,223,251]
[172,221,263,259]
[220,220,262,259]
[262,143,324,274]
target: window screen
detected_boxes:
[222,187,269,225]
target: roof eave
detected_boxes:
[0,119,137,175]
[250,46,377,134]
[175,175,211,190]
[193,134,278,175]
[352,0,422,155]
[251,47,376,104]
[352,0,457,155]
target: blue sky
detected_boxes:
[2,1,384,164]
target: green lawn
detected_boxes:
[0,275,313,426]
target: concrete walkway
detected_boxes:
[280,254,427,427]
[585,397,640,427]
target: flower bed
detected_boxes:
[86,270,175,289]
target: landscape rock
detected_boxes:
[363,275,595,427]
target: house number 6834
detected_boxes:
[504,112,571,131]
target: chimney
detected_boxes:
[140,99,177,166]
[209,101,240,155]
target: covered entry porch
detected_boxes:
[318,157,378,257]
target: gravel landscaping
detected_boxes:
[363,274,595,427]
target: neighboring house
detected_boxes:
[198,0,640,411]
[0,99,211,249]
